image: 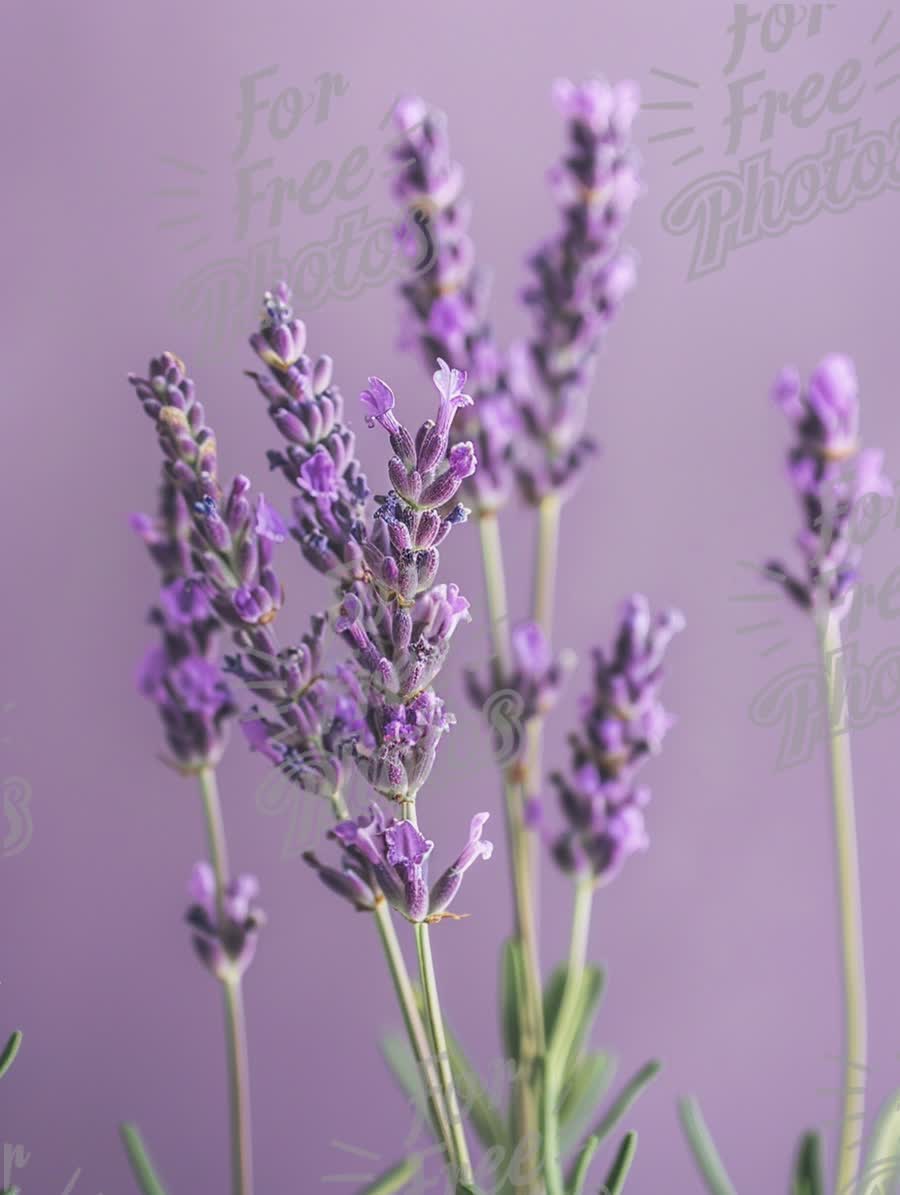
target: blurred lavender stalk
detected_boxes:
[767,356,890,1195]
[128,371,270,1195]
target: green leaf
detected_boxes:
[442,1021,508,1152]
[119,1123,169,1195]
[678,1097,739,1195]
[598,1130,638,1195]
[566,1061,659,1191]
[360,1155,421,1195]
[861,1085,900,1194]
[558,1052,616,1155]
[0,1031,22,1081]
[500,939,524,1064]
[791,1132,825,1195]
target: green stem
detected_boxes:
[544,876,594,1195]
[197,767,253,1195]
[372,898,455,1168]
[414,920,474,1187]
[533,494,561,639]
[222,977,254,1195]
[479,512,545,1193]
[818,613,867,1195]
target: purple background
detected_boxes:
[4,0,900,1190]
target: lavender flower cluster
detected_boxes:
[515,78,643,504]
[767,353,892,618]
[388,96,520,513]
[132,480,236,772]
[535,595,684,884]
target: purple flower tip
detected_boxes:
[299,447,338,497]
[360,377,396,427]
[449,441,477,479]
[433,358,472,410]
[512,621,551,675]
[255,494,288,542]
[385,820,433,867]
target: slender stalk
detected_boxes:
[415,921,474,1187]
[818,612,867,1195]
[199,765,230,922]
[373,898,456,1166]
[197,767,253,1195]
[544,876,594,1195]
[222,977,254,1195]
[479,511,545,1192]
[533,493,561,638]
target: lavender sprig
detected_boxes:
[387,97,519,513]
[516,77,642,505]
[766,353,891,617]
[132,480,236,772]
[542,595,684,885]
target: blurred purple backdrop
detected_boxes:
[4,0,900,1190]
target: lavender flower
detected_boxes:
[246,285,370,582]
[465,620,574,727]
[765,354,892,618]
[130,353,361,810]
[544,596,684,884]
[186,862,265,980]
[129,352,287,633]
[132,479,236,770]
[515,77,642,504]
[303,805,493,923]
[387,96,519,512]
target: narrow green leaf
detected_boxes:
[678,1097,739,1195]
[360,1155,421,1195]
[568,1133,600,1195]
[443,1021,508,1151]
[861,1085,900,1194]
[566,1061,659,1191]
[380,1033,432,1134]
[544,964,569,1041]
[599,1130,638,1195]
[500,939,523,1064]
[582,1060,660,1147]
[558,1052,616,1155]
[791,1131,825,1195]
[0,1032,22,1080]
[119,1123,169,1195]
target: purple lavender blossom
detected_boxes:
[765,354,892,618]
[129,354,357,806]
[303,804,492,923]
[133,479,235,770]
[544,595,684,884]
[387,96,520,512]
[186,862,265,979]
[515,77,643,504]
[245,285,370,583]
[465,620,574,726]
[129,353,287,633]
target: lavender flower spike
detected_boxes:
[133,479,236,771]
[546,595,684,885]
[766,354,892,618]
[387,96,519,512]
[186,862,265,980]
[515,77,643,504]
[304,804,492,923]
